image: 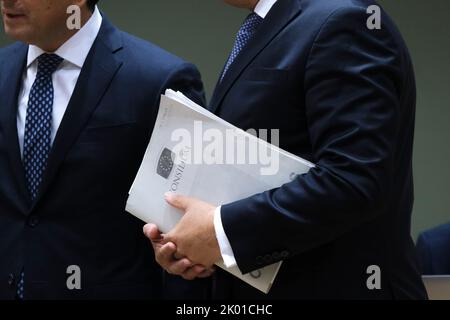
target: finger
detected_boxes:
[155,242,177,266]
[143,224,162,241]
[150,237,165,253]
[160,233,173,245]
[150,239,161,249]
[164,192,191,211]
[181,265,206,281]
[197,267,216,279]
[167,258,193,275]
[173,251,184,260]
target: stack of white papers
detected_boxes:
[126,90,315,293]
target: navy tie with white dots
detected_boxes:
[17,53,63,300]
[220,12,264,82]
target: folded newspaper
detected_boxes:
[126,90,315,294]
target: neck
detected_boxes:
[248,0,259,11]
[38,9,93,52]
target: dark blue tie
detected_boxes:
[220,12,264,81]
[17,53,63,300]
[23,53,63,200]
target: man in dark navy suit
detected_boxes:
[145,0,428,299]
[0,0,207,299]
[417,222,450,275]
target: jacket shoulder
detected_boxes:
[302,0,380,15]
[0,42,26,59]
[119,31,189,73]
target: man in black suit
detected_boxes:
[145,0,427,299]
[0,0,206,299]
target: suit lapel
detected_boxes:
[30,18,124,211]
[0,43,31,208]
[209,0,302,113]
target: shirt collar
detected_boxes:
[254,0,278,19]
[27,6,103,69]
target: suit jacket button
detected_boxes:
[256,256,264,265]
[8,273,15,286]
[28,216,40,227]
[264,254,273,263]
[280,250,290,259]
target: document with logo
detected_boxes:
[126,90,315,294]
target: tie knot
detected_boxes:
[37,53,64,76]
[239,13,264,36]
[219,12,264,82]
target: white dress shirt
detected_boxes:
[17,6,103,156]
[214,0,278,268]
[254,0,278,18]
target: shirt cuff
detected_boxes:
[213,206,237,268]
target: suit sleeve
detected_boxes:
[220,7,406,274]
[161,62,206,107]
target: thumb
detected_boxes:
[164,192,191,211]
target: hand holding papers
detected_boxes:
[126,90,315,293]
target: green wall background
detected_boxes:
[1,0,449,240]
